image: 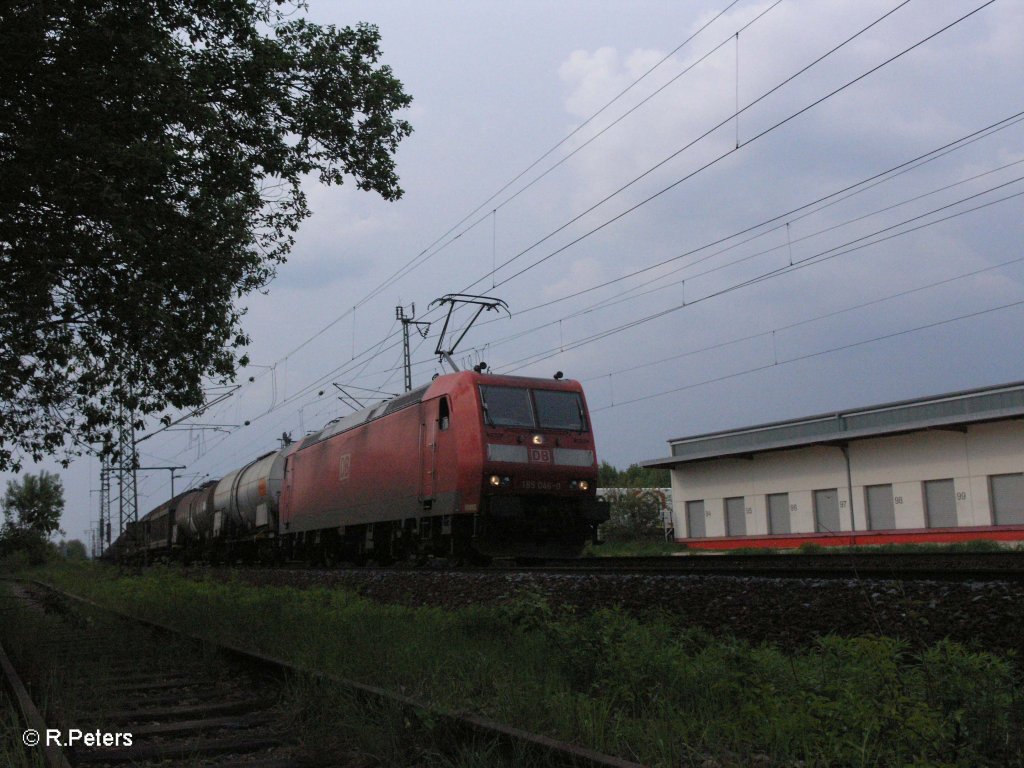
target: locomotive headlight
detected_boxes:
[531,434,545,445]
[578,480,590,491]
[489,475,502,487]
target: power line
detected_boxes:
[585,255,1024,383]
[370,2,788,298]
[354,0,759,309]
[591,298,1024,413]
[473,167,1024,363]
[360,0,936,380]
[493,183,1024,372]
[468,1,990,295]
[316,112,1024,387]
[136,3,1010,496]
[506,114,1024,322]
[210,2,991,428]
[236,1,753,386]
[229,117,1023,430]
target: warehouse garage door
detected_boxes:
[768,493,790,534]
[990,473,1024,525]
[686,500,706,538]
[814,489,840,533]
[725,496,746,536]
[866,484,896,530]
[924,479,958,528]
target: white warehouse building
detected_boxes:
[644,381,1024,549]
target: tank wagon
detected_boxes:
[114,371,609,563]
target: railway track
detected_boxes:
[1,581,304,767]
[519,549,1024,582]
[1,579,643,768]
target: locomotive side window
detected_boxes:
[479,386,534,427]
[534,390,586,431]
[439,397,451,431]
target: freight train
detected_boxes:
[109,370,610,563]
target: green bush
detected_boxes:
[599,488,668,542]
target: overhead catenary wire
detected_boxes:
[292,166,1019,404]
[462,0,986,295]
[545,159,1024,324]
[205,0,979,428]
[591,298,1024,413]
[352,0,759,309]
[317,166,1024,394]
[231,0,754,388]
[200,109,1022,452]
[370,1,788,299]
[242,3,782,390]
[140,3,1012,498]
[394,0,928,376]
[584,254,1024,383]
[492,183,1024,373]
[457,158,1024,360]
[327,112,1024,387]
[504,113,1024,322]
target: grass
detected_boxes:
[13,562,1024,767]
[794,539,1012,554]
[0,580,537,768]
[586,537,1017,557]
[0,582,63,768]
[584,539,683,557]
[0,694,46,768]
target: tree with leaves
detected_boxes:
[598,461,670,488]
[2,471,64,537]
[58,539,89,560]
[0,0,412,470]
[1,471,64,564]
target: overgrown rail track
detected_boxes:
[1,579,643,768]
[1,580,308,767]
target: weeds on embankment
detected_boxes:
[20,563,1024,767]
[582,539,681,557]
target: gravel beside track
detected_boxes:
[222,567,1024,659]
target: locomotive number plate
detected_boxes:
[528,448,552,463]
[520,479,560,491]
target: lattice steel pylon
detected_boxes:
[99,457,111,554]
[116,414,138,544]
[396,304,430,393]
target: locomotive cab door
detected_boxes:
[420,400,438,505]
[419,396,452,508]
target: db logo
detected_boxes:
[529,448,552,463]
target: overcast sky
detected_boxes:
[8,0,1023,550]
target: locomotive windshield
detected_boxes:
[479,386,587,431]
[534,389,586,431]
[479,386,534,427]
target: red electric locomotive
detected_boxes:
[279,370,609,562]
[108,370,610,563]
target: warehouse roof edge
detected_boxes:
[644,380,1024,467]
